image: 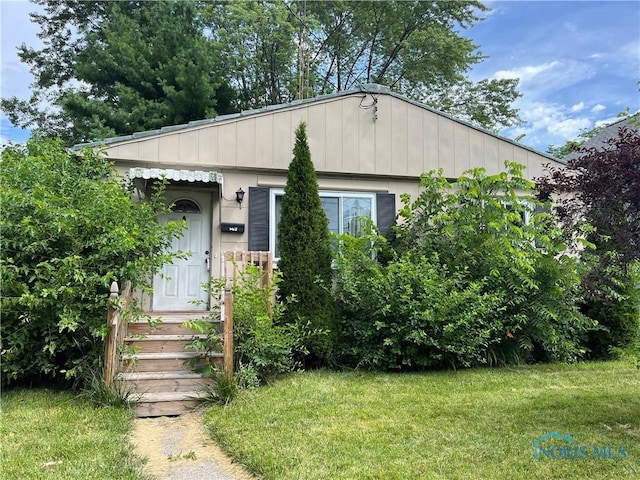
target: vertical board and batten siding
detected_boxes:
[102,93,554,183]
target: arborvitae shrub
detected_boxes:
[277,123,336,364]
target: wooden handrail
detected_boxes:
[223,287,234,381]
[221,251,274,378]
[104,280,132,386]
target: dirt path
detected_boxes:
[130,411,256,480]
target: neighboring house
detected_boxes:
[564,115,639,162]
[78,83,563,312]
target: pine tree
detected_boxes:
[277,122,335,363]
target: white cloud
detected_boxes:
[493,61,561,83]
[571,102,585,112]
[591,104,606,113]
[500,96,596,150]
[546,116,592,139]
[594,116,624,128]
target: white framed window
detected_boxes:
[269,189,377,258]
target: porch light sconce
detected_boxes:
[235,188,245,208]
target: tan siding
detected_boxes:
[497,141,515,174]
[116,142,139,161]
[512,147,528,172]
[526,153,544,180]
[236,118,256,168]
[358,103,376,174]
[307,103,326,170]
[391,98,408,175]
[422,111,439,172]
[453,123,470,177]
[438,117,455,176]
[158,134,179,164]
[273,110,291,169]
[198,125,218,165]
[102,91,559,183]
[325,100,343,171]
[469,129,485,171]
[374,95,393,174]
[254,115,273,168]
[138,138,159,162]
[178,130,198,166]
[342,98,359,172]
[484,136,500,174]
[407,105,423,174]
[217,123,237,166]
[290,108,309,157]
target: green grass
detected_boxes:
[206,361,640,479]
[1,389,148,480]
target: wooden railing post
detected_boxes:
[104,281,119,386]
[223,287,234,381]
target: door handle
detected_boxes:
[205,251,210,271]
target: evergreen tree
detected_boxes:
[277,123,335,363]
[1,0,232,145]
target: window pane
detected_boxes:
[343,197,371,236]
[172,199,201,213]
[321,197,340,234]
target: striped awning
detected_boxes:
[129,168,223,184]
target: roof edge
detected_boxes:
[73,83,562,164]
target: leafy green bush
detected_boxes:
[188,263,326,386]
[333,162,594,369]
[232,264,329,382]
[1,137,183,386]
[584,261,640,359]
[333,234,505,369]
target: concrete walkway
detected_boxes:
[129,411,255,480]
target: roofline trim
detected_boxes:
[74,83,563,164]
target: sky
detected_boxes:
[1,0,639,153]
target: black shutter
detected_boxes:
[376,193,396,237]
[248,187,270,251]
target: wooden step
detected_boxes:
[120,352,223,372]
[134,391,212,417]
[117,371,214,393]
[127,318,221,336]
[117,311,224,417]
[124,334,206,353]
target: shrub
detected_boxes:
[187,264,326,386]
[333,163,594,369]
[333,233,506,368]
[0,137,183,386]
[538,124,640,354]
[583,261,640,359]
[277,122,336,363]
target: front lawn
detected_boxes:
[206,361,639,479]
[0,389,146,480]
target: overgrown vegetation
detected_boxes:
[0,137,184,386]
[277,122,336,364]
[332,162,594,369]
[185,263,323,394]
[538,122,640,358]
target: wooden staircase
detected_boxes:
[117,311,222,417]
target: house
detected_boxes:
[79,83,563,313]
[565,114,639,162]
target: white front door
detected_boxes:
[153,191,211,311]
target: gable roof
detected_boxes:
[75,83,560,164]
[565,114,639,162]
